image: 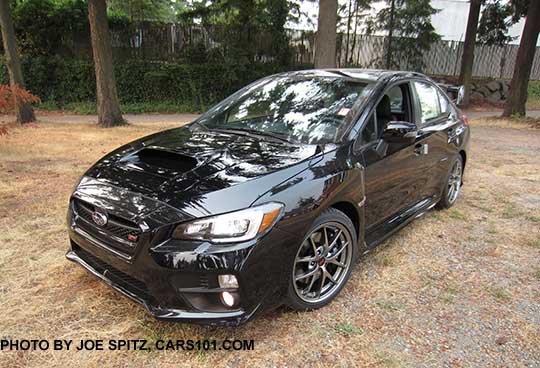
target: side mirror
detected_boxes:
[455,85,465,106]
[438,83,465,106]
[382,121,418,144]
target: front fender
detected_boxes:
[253,145,366,252]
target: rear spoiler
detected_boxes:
[437,84,465,106]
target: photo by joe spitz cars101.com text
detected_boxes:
[66,69,470,326]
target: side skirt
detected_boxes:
[363,196,439,251]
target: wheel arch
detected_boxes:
[459,150,467,170]
[329,201,360,240]
[459,150,467,184]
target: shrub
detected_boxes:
[13,0,90,57]
[1,57,294,111]
[528,81,540,100]
[0,84,40,113]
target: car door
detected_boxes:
[411,80,459,201]
[357,81,426,240]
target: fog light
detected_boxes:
[218,274,238,289]
[220,291,236,307]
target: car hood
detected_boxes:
[83,126,321,214]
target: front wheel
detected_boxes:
[437,155,463,209]
[287,208,357,310]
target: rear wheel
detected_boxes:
[287,208,357,310]
[437,155,463,209]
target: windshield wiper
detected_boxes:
[214,127,296,144]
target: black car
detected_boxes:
[66,69,470,326]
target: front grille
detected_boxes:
[199,275,210,288]
[76,247,153,302]
[73,199,141,258]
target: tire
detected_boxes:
[437,155,464,209]
[287,208,357,311]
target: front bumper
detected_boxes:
[65,249,254,325]
[66,196,303,326]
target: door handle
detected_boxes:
[414,143,428,155]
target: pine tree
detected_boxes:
[366,0,440,71]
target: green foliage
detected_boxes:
[11,0,295,67]
[2,57,291,111]
[12,0,57,55]
[477,0,530,46]
[366,0,440,71]
[61,101,97,114]
[528,81,540,109]
[13,0,89,56]
[528,80,540,100]
[46,101,199,114]
[181,0,295,65]
[183,42,210,64]
[108,0,184,23]
[477,1,516,45]
[334,322,364,336]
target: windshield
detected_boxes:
[196,75,373,144]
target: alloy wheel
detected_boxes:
[292,222,353,304]
[447,159,462,204]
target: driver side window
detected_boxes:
[359,82,413,145]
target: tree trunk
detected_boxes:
[88,0,125,127]
[314,0,338,68]
[345,0,353,65]
[350,0,360,65]
[0,0,35,124]
[458,0,482,107]
[503,0,540,117]
[385,0,396,69]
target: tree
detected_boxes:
[340,0,371,65]
[477,1,516,45]
[266,0,293,65]
[0,0,36,123]
[108,0,183,23]
[180,0,294,65]
[458,0,482,107]
[314,0,338,68]
[503,0,540,117]
[366,0,440,71]
[88,0,125,127]
[477,0,529,45]
[385,0,396,69]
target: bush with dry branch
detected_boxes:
[0,84,40,113]
[0,85,40,135]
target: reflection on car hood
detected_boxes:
[84,126,320,208]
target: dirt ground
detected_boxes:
[0,117,539,367]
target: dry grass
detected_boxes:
[473,116,540,130]
[1,117,539,367]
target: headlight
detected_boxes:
[172,202,284,243]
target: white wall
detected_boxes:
[431,0,469,42]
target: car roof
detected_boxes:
[282,68,427,83]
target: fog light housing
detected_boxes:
[218,274,239,289]
[220,291,238,308]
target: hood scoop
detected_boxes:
[120,148,198,176]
